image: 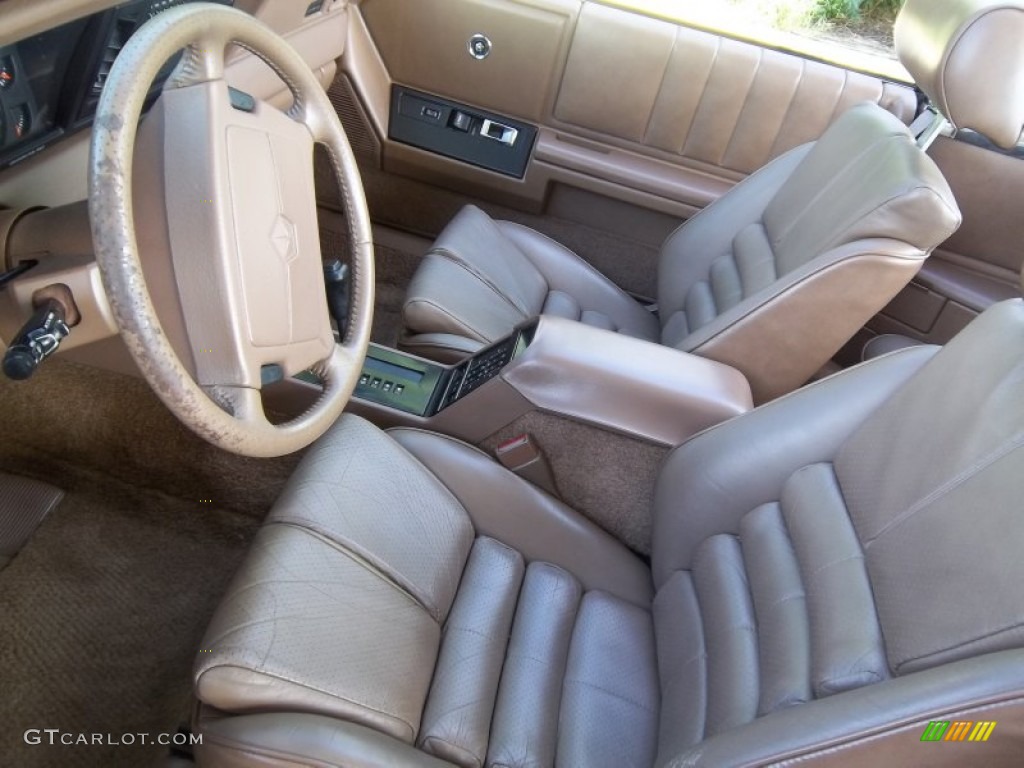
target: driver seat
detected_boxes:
[191,287,1024,764]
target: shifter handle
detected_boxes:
[2,298,71,380]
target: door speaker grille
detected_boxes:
[328,74,382,163]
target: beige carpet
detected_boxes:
[0,458,259,767]
[0,360,298,767]
[0,359,301,517]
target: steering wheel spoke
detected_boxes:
[89,5,373,457]
[204,383,266,423]
[167,32,230,87]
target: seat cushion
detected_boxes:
[401,205,658,361]
[195,415,659,768]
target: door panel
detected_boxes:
[554,3,915,174]
[359,0,579,123]
[351,0,916,221]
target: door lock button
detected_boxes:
[468,34,492,60]
[450,111,472,132]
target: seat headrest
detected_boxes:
[895,0,1024,150]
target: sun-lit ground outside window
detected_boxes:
[603,0,908,82]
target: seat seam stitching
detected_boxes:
[863,434,1024,548]
[404,296,492,343]
[432,246,534,320]
[562,677,657,713]
[266,520,441,619]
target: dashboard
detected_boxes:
[0,0,233,170]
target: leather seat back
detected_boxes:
[650,296,1024,764]
[658,102,960,402]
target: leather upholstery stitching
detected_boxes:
[432,246,532,319]
[563,677,659,714]
[895,619,1024,676]
[864,434,1024,549]
[404,297,491,343]
[267,520,443,621]
[421,735,479,767]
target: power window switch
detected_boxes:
[450,111,472,132]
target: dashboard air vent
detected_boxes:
[92,17,137,95]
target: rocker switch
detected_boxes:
[450,110,472,132]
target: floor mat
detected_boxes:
[0,473,63,570]
[0,459,259,767]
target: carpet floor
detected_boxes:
[0,360,296,767]
[0,456,259,767]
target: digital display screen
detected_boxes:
[365,356,425,384]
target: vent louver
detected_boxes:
[91,17,137,95]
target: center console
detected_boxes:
[349,316,752,447]
[338,317,755,557]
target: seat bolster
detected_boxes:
[194,525,440,744]
[194,712,456,768]
[651,344,937,588]
[664,649,1024,768]
[401,206,549,354]
[497,221,660,342]
[402,255,529,345]
[388,427,653,607]
[268,415,474,624]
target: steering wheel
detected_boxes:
[88,3,373,457]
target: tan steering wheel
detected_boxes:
[88,4,373,457]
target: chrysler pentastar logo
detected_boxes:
[269,213,297,263]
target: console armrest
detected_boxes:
[501,316,753,446]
